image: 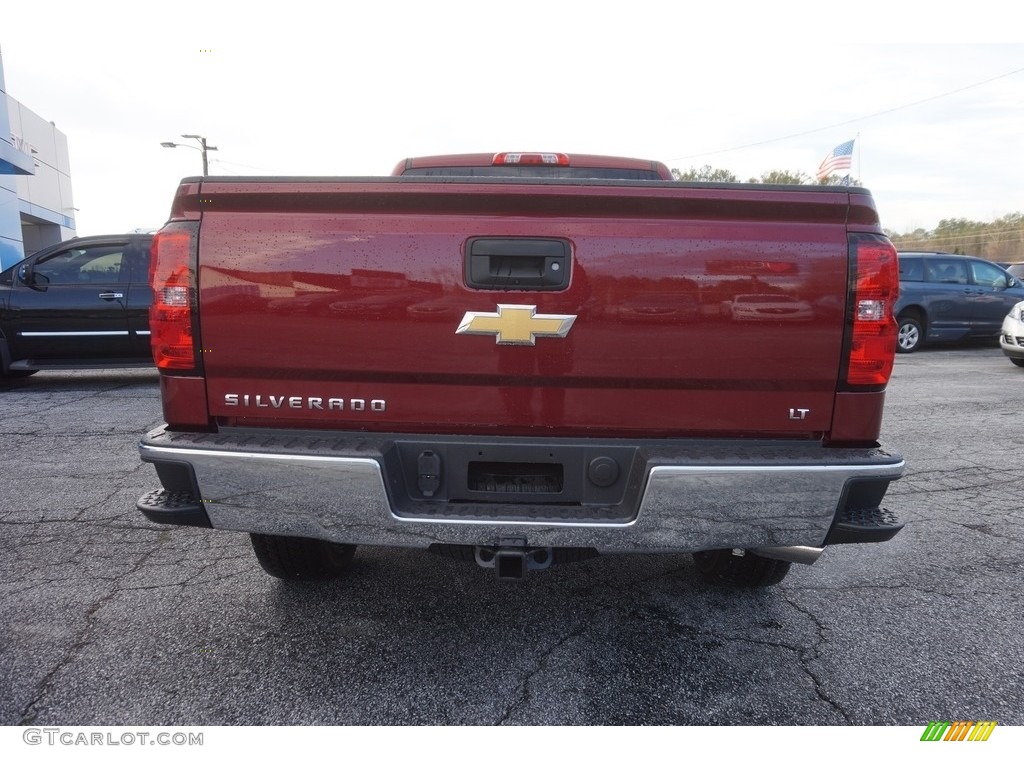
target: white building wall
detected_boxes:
[0,49,76,268]
[8,98,77,251]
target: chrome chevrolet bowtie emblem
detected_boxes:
[456,304,576,345]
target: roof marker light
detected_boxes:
[492,152,570,166]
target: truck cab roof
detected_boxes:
[391,152,674,180]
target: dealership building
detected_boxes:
[0,49,76,271]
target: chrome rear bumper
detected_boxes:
[138,426,904,559]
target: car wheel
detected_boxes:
[2,369,38,379]
[249,533,356,580]
[692,549,791,587]
[1011,358,1024,368]
[896,315,923,353]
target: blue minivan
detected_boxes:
[895,252,1024,352]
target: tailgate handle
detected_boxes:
[466,238,570,290]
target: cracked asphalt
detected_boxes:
[1,348,1021,726]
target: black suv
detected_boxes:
[0,233,154,377]
[894,252,1024,353]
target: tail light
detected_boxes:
[149,224,199,371]
[844,234,899,387]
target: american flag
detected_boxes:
[816,139,855,181]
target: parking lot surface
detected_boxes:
[1,348,1022,725]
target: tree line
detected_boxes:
[887,213,1024,263]
[672,165,1024,263]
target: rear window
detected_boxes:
[401,166,664,180]
[898,256,924,282]
[925,258,968,284]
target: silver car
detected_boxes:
[1000,301,1024,367]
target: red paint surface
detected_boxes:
[167,178,889,441]
[161,375,211,430]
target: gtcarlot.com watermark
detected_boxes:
[23,728,203,747]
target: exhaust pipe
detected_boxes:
[750,545,824,565]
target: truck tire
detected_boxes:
[692,549,791,587]
[249,533,356,580]
[896,315,923,353]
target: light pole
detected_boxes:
[160,134,218,175]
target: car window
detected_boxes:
[32,246,126,284]
[925,258,968,285]
[123,241,152,283]
[898,257,924,281]
[970,261,1008,289]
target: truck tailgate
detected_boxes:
[195,179,858,438]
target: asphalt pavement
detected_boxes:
[0,348,1021,725]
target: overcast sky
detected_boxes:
[3,3,1022,237]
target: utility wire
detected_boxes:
[213,158,290,174]
[207,160,239,176]
[667,66,1024,164]
[891,227,1024,244]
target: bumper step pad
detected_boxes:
[136,488,211,528]
[827,507,903,544]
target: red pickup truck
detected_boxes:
[136,152,904,587]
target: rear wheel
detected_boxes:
[2,369,38,379]
[693,548,791,587]
[896,315,923,353]
[249,533,356,580]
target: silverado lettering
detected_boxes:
[224,394,386,411]
[136,151,904,588]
